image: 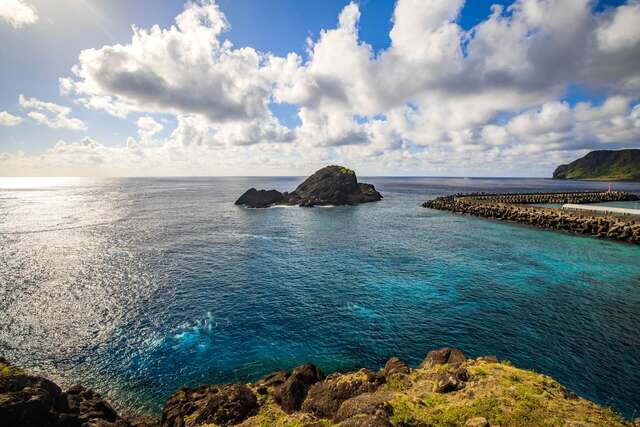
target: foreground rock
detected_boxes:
[2,349,634,426]
[277,363,323,413]
[419,347,466,369]
[162,384,258,427]
[0,357,150,427]
[235,165,382,208]
[232,349,631,426]
[301,369,384,419]
[423,191,640,244]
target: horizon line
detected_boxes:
[0,175,556,179]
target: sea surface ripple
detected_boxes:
[1,176,639,418]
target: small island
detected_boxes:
[235,165,382,208]
[553,149,640,181]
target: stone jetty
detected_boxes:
[423,191,640,244]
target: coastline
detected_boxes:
[2,348,636,427]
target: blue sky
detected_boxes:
[0,0,639,176]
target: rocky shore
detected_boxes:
[0,357,152,427]
[235,166,382,208]
[423,191,640,244]
[2,349,636,427]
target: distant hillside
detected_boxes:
[553,149,640,181]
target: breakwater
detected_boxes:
[423,191,640,243]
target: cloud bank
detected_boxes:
[3,0,640,176]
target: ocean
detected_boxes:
[1,176,639,418]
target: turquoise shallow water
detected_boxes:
[1,177,639,418]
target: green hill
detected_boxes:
[553,149,640,181]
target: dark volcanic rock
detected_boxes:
[0,358,143,427]
[234,188,284,208]
[255,370,289,396]
[334,391,394,422]
[301,369,385,419]
[419,347,466,370]
[0,368,63,427]
[161,383,258,427]
[433,368,469,393]
[235,165,382,208]
[287,166,381,206]
[380,357,410,378]
[63,385,121,425]
[278,364,324,413]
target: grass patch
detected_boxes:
[431,396,501,427]
[388,362,630,427]
[242,402,330,427]
[383,373,411,392]
[338,166,355,176]
[390,395,429,426]
[0,364,24,377]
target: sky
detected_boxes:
[0,0,638,177]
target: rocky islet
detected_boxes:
[235,165,382,208]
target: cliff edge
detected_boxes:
[2,349,636,427]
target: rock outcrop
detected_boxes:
[301,369,385,419]
[234,189,284,209]
[0,357,150,427]
[380,357,409,378]
[2,349,635,426]
[423,191,640,244]
[233,348,630,426]
[276,363,323,413]
[235,165,382,208]
[419,347,466,369]
[161,384,258,427]
[553,149,640,181]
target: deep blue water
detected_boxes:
[1,177,640,419]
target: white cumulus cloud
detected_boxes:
[0,0,37,29]
[136,116,164,139]
[0,111,23,126]
[3,0,640,176]
[19,95,88,131]
[63,2,276,122]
